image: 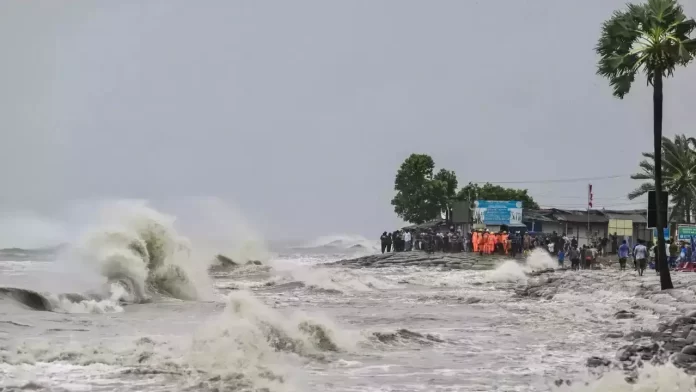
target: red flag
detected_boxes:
[588,184,593,208]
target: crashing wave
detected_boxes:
[1,204,215,313]
[67,204,214,304]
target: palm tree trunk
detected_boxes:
[688,197,692,223]
[654,72,673,290]
[686,200,691,224]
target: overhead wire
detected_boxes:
[467,174,631,184]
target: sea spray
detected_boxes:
[526,248,559,271]
[488,249,558,283]
[489,260,529,283]
[177,197,272,267]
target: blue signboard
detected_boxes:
[652,227,671,240]
[473,200,523,226]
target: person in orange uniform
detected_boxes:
[487,231,496,255]
[480,231,488,255]
[501,232,509,254]
[472,231,479,253]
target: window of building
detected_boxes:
[608,219,632,236]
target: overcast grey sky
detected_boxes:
[2,0,696,247]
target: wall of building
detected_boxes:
[573,223,607,246]
[535,222,608,247]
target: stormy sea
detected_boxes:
[2,204,696,391]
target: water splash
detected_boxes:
[488,249,558,283]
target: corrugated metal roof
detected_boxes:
[552,209,609,223]
[601,209,647,223]
[523,210,557,222]
[402,219,448,230]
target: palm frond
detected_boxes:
[631,173,653,180]
[638,159,655,174]
[628,182,655,199]
[597,0,696,95]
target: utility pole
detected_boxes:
[587,183,593,245]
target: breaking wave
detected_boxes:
[0,202,219,313]
[0,286,125,313]
[65,202,214,305]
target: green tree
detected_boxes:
[456,182,539,209]
[629,135,696,223]
[434,169,458,221]
[391,154,457,224]
[596,0,696,289]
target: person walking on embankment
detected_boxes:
[618,240,630,271]
[634,239,648,276]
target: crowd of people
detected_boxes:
[379,227,570,256]
[378,228,609,269]
[379,226,696,277]
[380,228,465,253]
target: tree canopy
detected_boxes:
[596,0,696,98]
[391,154,453,224]
[456,183,539,209]
[391,154,538,224]
[629,134,696,222]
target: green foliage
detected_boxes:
[629,134,696,222]
[391,155,539,224]
[391,154,458,224]
[596,0,696,98]
[456,183,540,210]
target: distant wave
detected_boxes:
[293,234,379,253]
[0,244,67,261]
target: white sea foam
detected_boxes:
[555,364,696,391]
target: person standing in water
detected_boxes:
[618,240,630,271]
[569,246,580,270]
[634,239,648,276]
[557,248,565,268]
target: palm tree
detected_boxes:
[596,0,696,290]
[629,135,696,223]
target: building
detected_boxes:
[523,208,652,247]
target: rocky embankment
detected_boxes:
[584,308,696,376]
[325,251,512,270]
[520,270,696,376]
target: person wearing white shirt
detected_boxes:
[634,239,648,276]
[404,230,412,251]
